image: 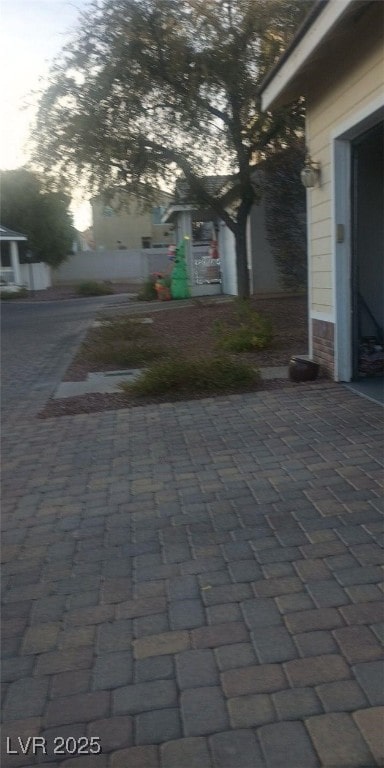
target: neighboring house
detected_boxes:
[0,226,52,292]
[92,190,175,250]
[0,226,26,288]
[77,227,96,251]
[260,0,383,381]
[162,173,283,297]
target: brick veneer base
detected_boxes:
[312,318,335,378]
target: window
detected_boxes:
[152,206,165,225]
[142,237,152,249]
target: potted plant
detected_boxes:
[289,355,319,382]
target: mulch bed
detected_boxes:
[39,294,319,418]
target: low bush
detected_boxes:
[214,299,273,352]
[76,281,114,297]
[137,276,158,301]
[84,315,164,367]
[0,287,28,300]
[154,273,171,288]
[120,354,260,396]
[94,315,151,341]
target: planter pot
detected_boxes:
[289,356,319,382]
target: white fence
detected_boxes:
[20,262,52,291]
[52,246,224,297]
[53,248,171,285]
[142,249,173,278]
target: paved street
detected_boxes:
[1,297,132,423]
[1,300,383,767]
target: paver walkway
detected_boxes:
[1,309,384,766]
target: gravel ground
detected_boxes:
[39,294,316,418]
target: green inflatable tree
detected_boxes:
[171,238,190,299]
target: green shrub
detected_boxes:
[120,354,259,396]
[87,341,162,367]
[264,143,307,291]
[0,287,28,300]
[157,273,171,289]
[94,315,151,341]
[137,272,172,301]
[214,300,273,352]
[76,281,114,297]
[137,276,158,301]
[85,315,164,366]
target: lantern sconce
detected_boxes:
[301,153,321,189]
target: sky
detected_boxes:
[1,0,92,229]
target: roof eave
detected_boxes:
[0,226,28,241]
[260,0,355,111]
[0,236,27,241]
[161,204,194,224]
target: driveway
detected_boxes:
[1,300,383,767]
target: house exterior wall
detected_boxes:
[305,6,384,375]
[218,205,284,298]
[249,199,282,294]
[92,193,174,250]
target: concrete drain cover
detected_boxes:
[92,317,153,327]
[88,370,142,379]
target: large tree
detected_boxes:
[1,169,75,268]
[32,0,309,296]
[264,140,307,291]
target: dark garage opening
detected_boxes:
[351,121,384,396]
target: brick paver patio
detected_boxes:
[1,305,383,767]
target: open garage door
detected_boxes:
[351,122,384,382]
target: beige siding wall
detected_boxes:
[306,13,384,316]
[93,193,174,250]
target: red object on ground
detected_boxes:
[155,283,171,301]
[209,240,219,259]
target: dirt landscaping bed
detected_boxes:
[65,294,308,380]
[39,294,319,418]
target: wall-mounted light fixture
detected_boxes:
[300,153,321,189]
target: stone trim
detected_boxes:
[312,318,335,378]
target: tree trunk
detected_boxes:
[235,215,250,299]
